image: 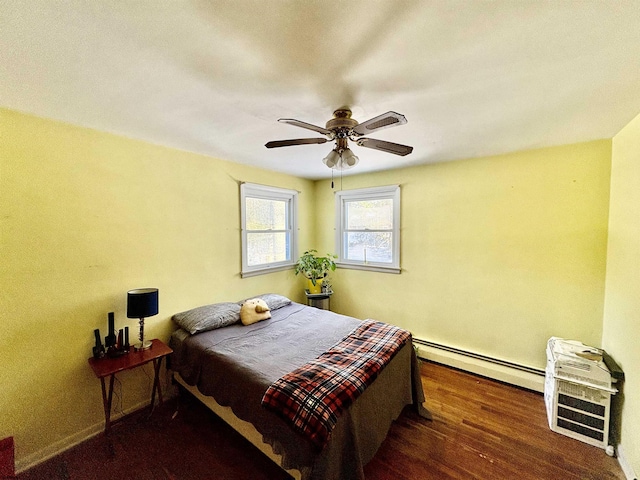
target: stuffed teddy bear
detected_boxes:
[240,298,271,325]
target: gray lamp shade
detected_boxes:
[127,288,159,318]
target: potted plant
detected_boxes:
[294,249,337,294]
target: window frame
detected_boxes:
[335,185,401,274]
[240,182,298,278]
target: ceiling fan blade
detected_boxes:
[265,138,329,148]
[351,111,407,136]
[278,118,333,137]
[356,138,414,156]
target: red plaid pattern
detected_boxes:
[261,320,411,449]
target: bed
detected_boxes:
[168,294,430,480]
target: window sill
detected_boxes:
[335,262,401,274]
[241,263,293,278]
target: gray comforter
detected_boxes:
[169,302,427,480]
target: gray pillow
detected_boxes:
[260,293,292,310]
[172,302,241,335]
[238,293,292,311]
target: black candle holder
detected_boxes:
[96,312,131,358]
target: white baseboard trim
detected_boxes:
[413,339,545,393]
[15,399,150,474]
[617,445,638,480]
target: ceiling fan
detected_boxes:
[265,108,413,170]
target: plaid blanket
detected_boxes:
[261,320,411,449]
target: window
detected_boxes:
[335,185,400,273]
[241,183,298,277]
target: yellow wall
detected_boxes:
[603,111,640,476]
[0,108,314,468]
[315,141,612,370]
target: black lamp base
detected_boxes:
[135,317,153,351]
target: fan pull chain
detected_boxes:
[331,168,334,189]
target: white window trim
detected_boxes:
[335,185,401,274]
[241,182,298,278]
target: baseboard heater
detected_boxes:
[413,338,545,392]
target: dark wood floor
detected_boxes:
[364,362,625,480]
[18,361,625,479]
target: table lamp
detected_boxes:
[127,288,158,351]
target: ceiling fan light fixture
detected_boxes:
[341,148,359,168]
[322,149,340,168]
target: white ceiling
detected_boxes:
[2,1,640,180]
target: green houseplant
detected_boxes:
[294,249,337,293]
